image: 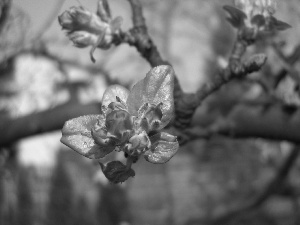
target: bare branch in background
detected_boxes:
[0,102,101,147]
[209,145,300,225]
[23,46,126,87]
[0,0,11,34]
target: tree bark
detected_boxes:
[0,102,101,147]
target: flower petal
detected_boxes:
[61,114,114,159]
[127,65,175,129]
[223,5,247,28]
[102,85,130,108]
[144,132,179,164]
[99,161,135,184]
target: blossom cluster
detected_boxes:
[58,0,122,62]
[61,65,179,183]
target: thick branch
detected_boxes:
[0,102,101,147]
[180,103,300,145]
[218,104,300,143]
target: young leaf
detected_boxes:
[274,19,292,31]
[126,65,175,129]
[269,16,292,31]
[61,115,114,159]
[100,161,135,183]
[223,5,247,28]
[144,132,179,164]
[102,85,130,108]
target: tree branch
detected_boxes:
[3,100,300,147]
[209,145,300,225]
[0,102,101,147]
[127,0,146,28]
[196,54,267,102]
[217,104,300,143]
[0,0,11,34]
[122,0,168,67]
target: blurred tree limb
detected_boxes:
[0,102,101,147]
[0,0,11,34]
[180,102,300,143]
[209,145,300,225]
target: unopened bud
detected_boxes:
[68,31,98,48]
[58,11,75,30]
[70,6,92,24]
[58,2,123,62]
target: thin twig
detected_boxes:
[0,0,11,34]
[127,0,146,28]
[272,43,300,88]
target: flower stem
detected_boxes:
[126,156,134,170]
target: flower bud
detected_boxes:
[58,11,74,30]
[68,31,98,48]
[137,103,163,132]
[70,6,92,25]
[59,2,123,62]
[126,131,151,156]
[105,110,133,143]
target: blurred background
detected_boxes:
[1,0,300,225]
